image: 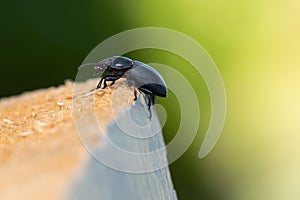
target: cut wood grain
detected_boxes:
[0,79,177,200]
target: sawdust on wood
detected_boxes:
[0,79,135,200]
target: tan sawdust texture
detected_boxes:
[0,79,135,200]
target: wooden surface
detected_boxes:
[68,95,177,200]
[0,79,177,200]
[0,79,133,200]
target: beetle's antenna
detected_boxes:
[78,63,100,70]
[78,63,107,77]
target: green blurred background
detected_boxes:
[1,0,300,199]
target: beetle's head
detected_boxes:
[110,56,133,71]
[78,56,133,77]
[93,57,113,73]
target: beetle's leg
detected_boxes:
[103,80,107,89]
[127,80,138,101]
[110,80,116,86]
[101,75,121,89]
[139,89,155,108]
[138,87,155,117]
[133,86,137,101]
[110,76,121,86]
[151,94,155,105]
[97,77,105,89]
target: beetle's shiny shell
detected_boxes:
[124,61,167,97]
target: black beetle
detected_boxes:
[79,56,167,111]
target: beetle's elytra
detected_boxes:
[79,56,167,111]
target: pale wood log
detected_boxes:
[0,79,177,200]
